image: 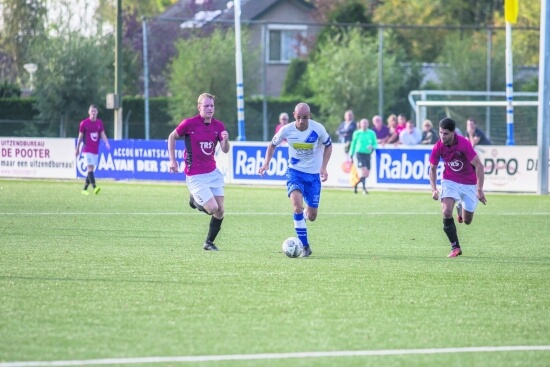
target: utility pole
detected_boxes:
[114,0,123,139]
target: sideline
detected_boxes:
[2,346,550,367]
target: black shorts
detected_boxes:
[356,152,371,170]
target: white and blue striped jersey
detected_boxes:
[272,119,332,174]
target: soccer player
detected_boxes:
[167,93,230,251]
[429,117,487,258]
[258,102,332,257]
[75,104,110,195]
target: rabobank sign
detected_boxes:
[233,144,289,180]
[376,148,442,185]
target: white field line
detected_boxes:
[1,346,550,367]
[1,212,550,216]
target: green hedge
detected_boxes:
[0,97,319,141]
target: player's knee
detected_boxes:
[442,209,453,218]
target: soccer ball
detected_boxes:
[282,237,303,258]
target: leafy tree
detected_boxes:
[29,33,114,137]
[0,80,21,98]
[167,28,259,138]
[281,59,312,98]
[306,28,410,134]
[434,32,506,91]
[0,0,47,78]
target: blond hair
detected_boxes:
[197,93,216,105]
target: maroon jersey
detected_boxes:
[430,134,478,185]
[175,114,226,176]
[79,118,105,154]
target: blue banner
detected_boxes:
[376,148,442,185]
[232,144,289,181]
[76,139,186,181]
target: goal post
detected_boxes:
[414,100,539,145]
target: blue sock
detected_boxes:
[293,212,309,248]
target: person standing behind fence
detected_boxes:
[465,118,491,146]
[421,119,438,144]
[75,104,110,195]
[167,93,230,251]
[349,118,377,194]
[275,112,289,135]
[429,117,487,258]
[335,110,356,154]
[371,115,390,144]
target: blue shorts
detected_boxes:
[286,168,321,208]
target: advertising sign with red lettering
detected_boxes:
[0,138,76,179]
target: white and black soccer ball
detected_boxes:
[282,237,303,258]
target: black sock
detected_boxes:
[83,176,90,190]
[206,217,223,243]
[88,172,96,188]
[443,218,460,248]
[360,177,366,190]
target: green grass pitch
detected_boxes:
[0,179,549,367]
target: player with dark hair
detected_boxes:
[75,104,110,195]
[429,117,487,257]
[167,93,230,251]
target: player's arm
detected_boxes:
[100,131,110,150]
[320,143,332,182]
[470,155,487,204]
[258,143,276,176]
[167,129,181,173]
[219,131,230,153]
[429,163,439,200]
[75,132,84,156]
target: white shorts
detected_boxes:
[440,179,479,212]
[186,168,225,206]
[83,153,98,168]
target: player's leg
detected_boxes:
[459,184,479,225]
[287,169,310,254]
[363,153,371,194]
[203,192,224,251]
[440,180,462,257]
[300,172,322,257]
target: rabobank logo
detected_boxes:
[233,145,289,180]
[376,149,443,184]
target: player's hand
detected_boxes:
[258,165,268,176]
[221,131,229,141]
[74,149,79,157]
[477,188,487,205]
[105,143,111,150]
[320,168,328,182]
[169,160,179,173]
[432,189,439,201]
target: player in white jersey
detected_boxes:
[258,103,333,257]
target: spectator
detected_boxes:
[395,113,408,136]
[399,120,422,145]
[335,110,356,153]
[274,112,289,134]
[371,115,390,144]
[465,118,491,146]
[385,114,399,144]
[420,119,438,144]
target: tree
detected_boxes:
[29,33,114,137]
[306,28,411,134]
[167,28,259,137]
[0,0,47,79]
[435,32,506,91]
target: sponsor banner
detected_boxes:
[375,146,443,188]
[76,139,187,181]
[0,137,76,179]
[231,142,288,183]
[476,145,539,192]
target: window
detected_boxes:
[267,25,307,63]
